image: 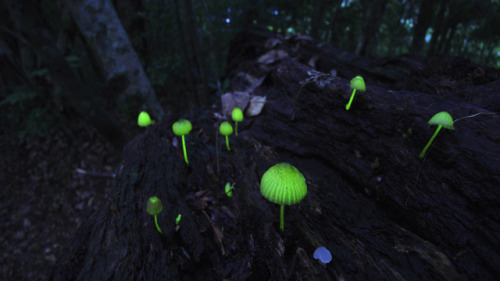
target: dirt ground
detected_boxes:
[0,117,121,280]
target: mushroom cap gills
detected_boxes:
[260,163,307,205]
[428,111,455,130]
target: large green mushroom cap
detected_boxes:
[146,196,163,215]
[172,119,192,136]
[231,107,243,122]
[219,121,233,135]
[428,111,455,130]
[260,163,307,205]
[350,76,366,92]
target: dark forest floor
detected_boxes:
[0,117,120,280]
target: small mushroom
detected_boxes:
[260,163,308,231]
[225,182,234,197]
[346,76,366,110]
[172,119,192,165]
[137,111,154,127]
[146,196,163,234]
[231,107,244,136]
[419,111,455,158]
[313,246,332,264]
[219,121,233,151]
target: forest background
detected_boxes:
[0,0,499,280]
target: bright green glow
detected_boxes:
[419,111,455,158]
[232,107,243,136]
[172,119,192,165]
[260,163,307,232]
[175,214,182,226]
[280,205,284,231]
[428,111,455,130]
[260,163,307,205]
[154,215,162,233]
[345,89,357,110]
[138,111,153,127]
[172,119,192,135]
[147,196,163,234]
[346,76,366,111]
[147,196,163,215]
[420,125,442,158]
[219,121,233,151]
[225,182,234,197]
[181,135,189,165]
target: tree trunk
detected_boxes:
[355,0,388,56]
[327,0,343,43]
[310,0,326,40]
[410,0,435,54]
[4,0,127,149]
[53,27,500,281]
[428,0,449,56]
[67,0,165,121]
[182,0,209,107]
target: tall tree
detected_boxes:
[355,0,388,56]
[67,0,165,121]
[428,0,450,56]
[182,0,209,107]
[410,0,435,54]
[4,0,127,148]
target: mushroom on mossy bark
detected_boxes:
[172,119,192,165]
[219,121,233,151]
[419,111,455,158]
[346,76,366,110]
[146,196,163,234]
[231,107,243,136]
[260,163,307,231]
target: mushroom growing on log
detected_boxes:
[53,27,500,281]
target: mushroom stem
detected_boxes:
[154,215,162,233]
[181,135,189,165]
[280,204,285,231]
[419,124,442,158]
[235,122,239,136]
[346,89,357,110]
[225,135,231,151]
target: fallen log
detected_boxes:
[53,28,500,281]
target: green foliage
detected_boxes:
[1,84,58,139]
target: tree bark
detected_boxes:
[67,0,165,121]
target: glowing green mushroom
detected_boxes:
[231,107,244,136]
[146,196,163,234]
[175,214,182,226]
[219,121,233,151]
[419,111,455,158]
[260,163,307,232]
[225,182,234,197]
[137,111,154,127]
[346,76,366,110]
[172,119,192,165]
